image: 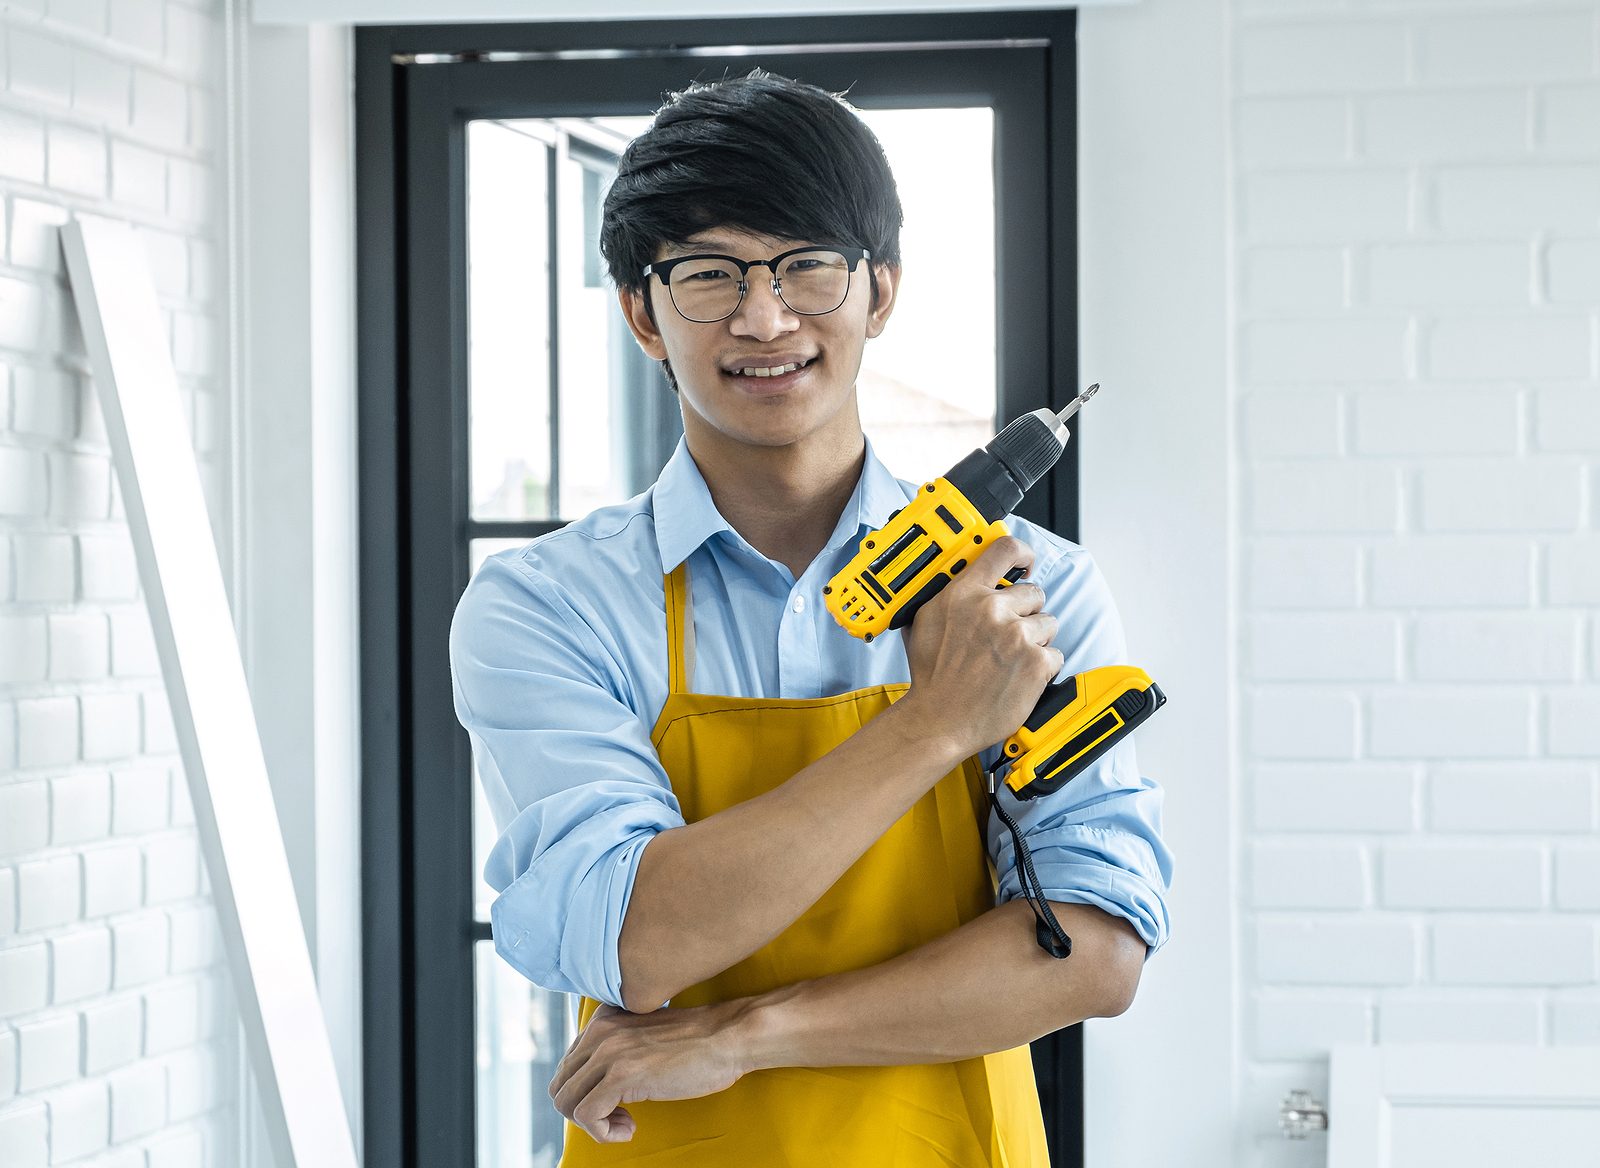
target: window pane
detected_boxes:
[469,121,554,520]
[555,136,623,519]
[475,940,573,1168]
[855,107,996,485]
[470,117,674,524]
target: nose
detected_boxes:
[728,266,798,341]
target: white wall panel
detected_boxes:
[1077,0,1235,1165]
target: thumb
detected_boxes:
[598,1107,637,1143]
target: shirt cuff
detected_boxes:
[994,824,1172,952]
[490,800,672,1005]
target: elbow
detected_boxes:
[620,979,669,1014]
[1073,912,1149,1021]
[1086,932,1147,1019]
[617,932,678,1013]
[1091,956,1143,1019]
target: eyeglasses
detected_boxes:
[642,246,872,324]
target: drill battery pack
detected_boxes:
[1001,665,1167,801]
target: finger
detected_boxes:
[550,1045,578,1100]
[965,536,1035,590]
[578,1106,636,1144]
[552,1055,612,1121]
[550,1030,601,1100]
[574,1075,631,1142]
[1017,612,1059,648]
[995,580,1048,617]
[551,1006,625,1099]
[594,1107,637,1144]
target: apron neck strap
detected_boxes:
[664,562,696,695]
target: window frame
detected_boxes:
[355,13,1082,1167]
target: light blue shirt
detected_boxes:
[450,438,1173,1007]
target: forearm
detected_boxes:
[551,892,1148,1142]
[735,899,1147,1069]
[618,696,964,1011]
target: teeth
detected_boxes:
[738,363,801,378]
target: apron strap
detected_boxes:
[664,562,696,695]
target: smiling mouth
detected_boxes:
[727,357,816,379]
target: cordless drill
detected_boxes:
[825,385,1168,958]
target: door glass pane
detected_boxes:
[557,122,634,518]
[469,116,676,523]
[475,940,574,1168]
[855,107,996,485]
[468,120,554,520]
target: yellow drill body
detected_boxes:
[823,479,1011,641]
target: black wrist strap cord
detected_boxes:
[988,772,1072,959]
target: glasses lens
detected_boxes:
[776,250,852,315]
[667,257,744,322]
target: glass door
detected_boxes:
[356,13,1080,1167]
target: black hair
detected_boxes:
[600,70,902,298]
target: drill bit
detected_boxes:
[1056,383,1100,424]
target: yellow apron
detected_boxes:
[560,564,1049,1167]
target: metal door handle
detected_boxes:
[1280,1090,1328,1139]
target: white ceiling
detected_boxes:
[254,0,1127,26]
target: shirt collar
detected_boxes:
[825,436,914,555]
[652,435,913,575]
[652,438,736,575]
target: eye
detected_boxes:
[676,264,735,283]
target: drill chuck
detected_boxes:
[946,409,1071,524]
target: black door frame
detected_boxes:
[355,12,1082,1167]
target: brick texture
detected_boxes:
[1241,246,1345,309]
[1379,996,1540,1044]
[1232,0,1600,1098]
[0,2,232,1162]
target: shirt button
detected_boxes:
[792,595,806,613]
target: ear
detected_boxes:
[865,261,900,340]
[618,285,669,360]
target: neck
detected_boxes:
[683,405,867,580]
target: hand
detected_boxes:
[898,536,1063,759]
[549,1001,754,1144]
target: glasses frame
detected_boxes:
[642,245,873,323]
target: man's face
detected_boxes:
[619,227,899,452]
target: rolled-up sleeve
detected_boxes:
[985,528,1175,952]
[451,556,681,1006]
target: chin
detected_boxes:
[697,392,844,450]
[719,417,819,450]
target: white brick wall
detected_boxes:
[1235,0,1600,1160]
[0,1,233,1164]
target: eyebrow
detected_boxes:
[662,240,728,258]
[660,237,816,260]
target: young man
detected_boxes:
[451,72,1172,1165]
